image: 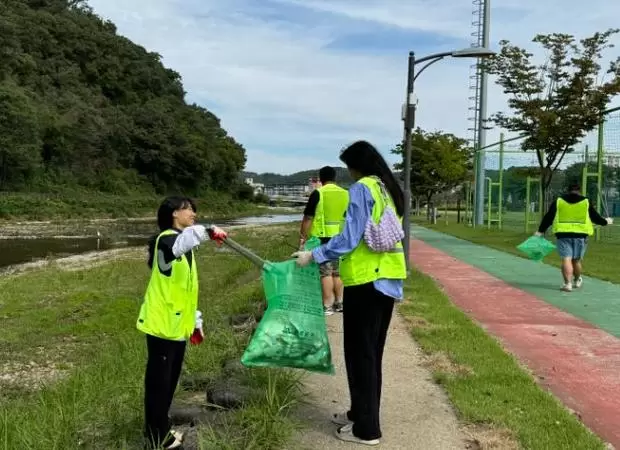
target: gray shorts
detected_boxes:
[556,237,587,260]
[319,260,340,278]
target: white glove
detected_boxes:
[291,250,313,267]
[534,231,543,237]
[195,310,204,337]
[606,217,614,225]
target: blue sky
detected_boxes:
[88,0,620,174]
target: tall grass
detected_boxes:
[0,190,268,221]
[0,224,303,450]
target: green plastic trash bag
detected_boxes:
[303,236,321,251]
[240,256,335,375]
[516,235,556,261]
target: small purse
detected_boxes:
[363,178,405,252]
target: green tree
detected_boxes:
[392,128,473,205]
[0,81,41,189]
[244,167,354,187]
[484,29,620,200]
[0,0,248,195]
[562,162,618,196]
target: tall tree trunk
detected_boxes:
[539,166,555,220]
[425,193,433,222]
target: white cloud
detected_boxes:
[270,0,474,38]
[87,0,620,174]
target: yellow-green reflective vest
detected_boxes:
[552,198,594,235]
[137,229,199,340]
[339,176,407,287]
[310,183,349,238]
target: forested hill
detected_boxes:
[243,167,355,186]
[0,0,245,195]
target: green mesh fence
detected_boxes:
[465,108,620,242]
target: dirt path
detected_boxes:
[293,311,466,449]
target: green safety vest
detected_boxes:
[136,229,199,340]
[552,198,594,235]
[310,183,350,238]
[339,176,407,287]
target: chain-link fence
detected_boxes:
[461,107,620,242]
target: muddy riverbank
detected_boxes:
[0,212,301,270]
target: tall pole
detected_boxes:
[596,118,605,241]
[498,132,504,230]
[402,52,416,272]
[474,0,491,226]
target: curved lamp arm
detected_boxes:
[413,56,447,82]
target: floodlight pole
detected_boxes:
[473,0,491,226]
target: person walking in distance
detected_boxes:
[536,183,612,292]
[137,196,227,449]
[292,141,406,446]
[300,166,350,315]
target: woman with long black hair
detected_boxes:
[137,196,227,449]
[293,140,407,446]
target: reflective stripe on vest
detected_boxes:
[338,177,407,287]
[136,229,199,340]
[552,198,594,235]
[310,184,349,238]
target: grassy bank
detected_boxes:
[399,271,606,449]
[414,218,620,284]
[0,190,280,221]
[0,224,303,450]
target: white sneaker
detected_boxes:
[331,412,353,426]
[335,424,380,446]
[324,306,334,316]
[165,430,183,449]
[171,430,184,441]
[165,438,182,450]
[574,277,583,289]
[561,283,573,292]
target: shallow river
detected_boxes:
[0,213,301,269]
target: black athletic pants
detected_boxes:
[343,282,395,441]
[144,334,187,448]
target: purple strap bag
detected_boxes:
[363,177,405,252]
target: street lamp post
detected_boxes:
[401,47,495,272]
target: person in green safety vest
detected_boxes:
[292,141,406,446]
[535,183,612,292]
[300,166,350,315]
[137,196,227,449]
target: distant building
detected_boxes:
[244,177,265,195]
[261,176,323,199]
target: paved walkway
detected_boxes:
[411,225,620,447]
[293,313,466,449]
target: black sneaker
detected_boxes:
[333,302,343,312]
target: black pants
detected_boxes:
[343,283,395,441]
[144,334,186,448]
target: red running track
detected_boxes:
[411,238,620,447]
